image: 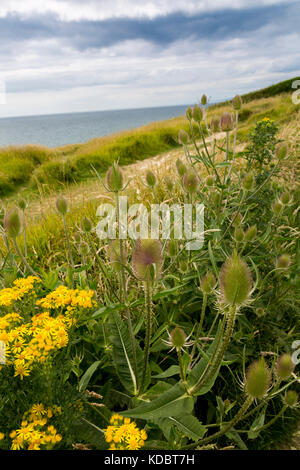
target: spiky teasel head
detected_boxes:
[280,192,292,205]
[242,172,255,191]
[106,163,123,192]
[275,354,295,381]
[18,198,27,211]
[244,225,257,243]
[132,239,162,282]
[231,211,243,228]
[272,200,283,215]
[201,94,207,106]
[56,195,68,215]
[210,116,220,133]
[164,326,193,352]
[220,112,234,132]
[192,104,203,123]
[81,217,93,233]
[183,168,199,194]
[219,252,252,306]
[232,95,243,111]
[168,239,178,258]
[164,176,173,192]
[234,227,244,243]
[200,272,216,294]
[284,390,298,408]
[79,241,90,257]
[205,175,214,187]
[245,358,270,399]
[4,207,22,239]
[255,307,265,318]
[275,143,288,160]
[276,254,291,270]
[186,106,193,121]
[106,240,125,272]
[146,170,156,188]
[178,129,190,145]
[176,159,187,177]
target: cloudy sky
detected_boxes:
[0,0,299,117]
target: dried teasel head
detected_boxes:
[132,239,162,282]
[220,252,252,306]
[220,112,234,132]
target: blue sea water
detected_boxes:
[0,105,189,148]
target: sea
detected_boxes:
[0,104,189,148]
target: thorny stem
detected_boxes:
[141,280,152,393]
[177,347,187,385]
[62,214,74,269]
[190,292,207,362]
[226,110,239,184]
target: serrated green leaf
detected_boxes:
[158,415,207,442]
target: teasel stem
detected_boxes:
[226,110,239,184]
[141,280,152,393]
[177,347,187,386]
[223,131,230,184]
[115,190,138,393]
[12,238,40,278]
[198,122,221,185]
[21,209,27,258]
[190,292,207,362]
[185,395,253,449]
[62,214,74,269]
[189,305,237,395]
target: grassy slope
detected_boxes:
[1,76,299,200]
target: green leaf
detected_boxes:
[248,411,265,439]
[158,415,207,442]
[143,381,173,400]
[187,321,224,396]
[79,361,101,392]
[120,383,193,421]
[109,312,145,396]
[225,429,248,450]
[153,365,180,379]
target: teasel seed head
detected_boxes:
[74,232,81,243]
[4,207,22,239]
[176,158,187,177]
[276,354,295,380]
[56,195,68,215]
[276,254,291,269]
[106,240,126,272]
[164,176,173,192]
[280,192,291,205]
[201,94,207,106]
[244,225,257,242]
[212,191,221,206]
[183,168,199,194]
[232,94,243,111]
[146,170,156,188]
[132,239,162,281]
[275,143,288,160]
[178,129,190,145]
[272,200,283,215]
[186,106,193,121]
[81,217,93,233]
[170,327,187,349]
[210,116,220,133]
[231,211,243,228]
[242,172,255,191]
[245,358,270,399]
[180,260,188,272]
[201,271,216,294]
[168,239,178,257]
[284,390,298,408]
[220,112,234,132]
[220,252,252,306]
[192,104,203,123]
[18,198,27,211]
[106,163,123,192]
[205,175,214,187]
[234,227,244,243]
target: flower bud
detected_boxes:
[164,176,173,192]
[176,159,187,177]
[242,172,255,191]
[4,208,22,239]
[81,217,93,233]
[275,143,288,160]
[192,104,203,123]
[245,358,270,399]
[220,252,252,305]
[170,327,186,349]
[183,168,199,194]
[276,254,291,269]
[276,354,295,380]
[200,272,216,294]
[280,192,291,205]
[244,225,257,242]
[272,200,283,215]
[284,390,298,407]
[56,195,68,215]
[205,175,214,187]
[186,106,193,121]
[132,239,162,281]
[146,171,156,188]
[168,240,178,257]
[178,129,190,145]
[220,112,234,132]
[234,227,244,243]
[201,94,207,106]
[106,163,123,192]
[210,116,220,133]
[232,95,242,111]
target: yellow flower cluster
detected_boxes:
[9,403,62,450]
[104,415,147,450]
[36,285,97,314]
[0,276,40,307]
[0,311,69,379]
